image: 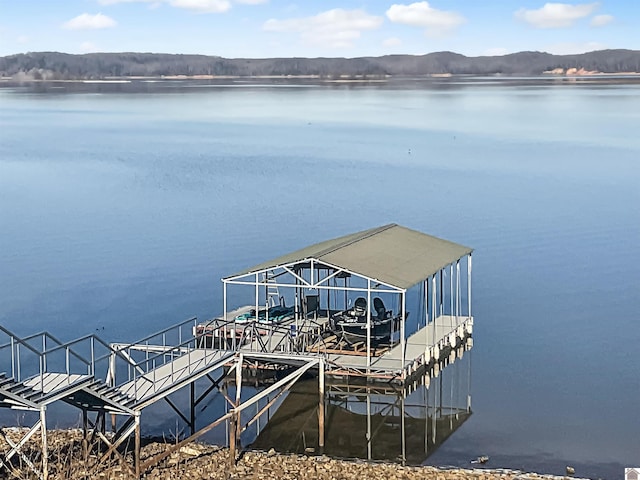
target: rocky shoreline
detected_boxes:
[1,429,586,480]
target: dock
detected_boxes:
[1,223,473,479]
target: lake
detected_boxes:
[1,78,639,479]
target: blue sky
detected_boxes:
[0,1,638,58]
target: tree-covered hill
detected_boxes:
[1,49,640,80]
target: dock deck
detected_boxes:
[195,312,472,381]
[325,315,472,377]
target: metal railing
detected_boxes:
[112,320,231,401]
[0,325,137,401]
[0,312,336,406]
[196,315,330,355]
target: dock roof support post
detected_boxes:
[366,279,371,370]
[424,278,429,359]
[439,268,443,317]
[223,280,228,350]
[295,274,299,342]
[467,254,472,318]
[310,259,314,287]
[255,273,260,344]
[456,261,460,322]
[450,264,454,324]
[400,290,406,379]
[431,276,436,346]
[318,359,325,450]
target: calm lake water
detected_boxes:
[1,78,639,479]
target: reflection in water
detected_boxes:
[251,345,471,465]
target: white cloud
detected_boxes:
[263,9,383,49]
[386,2,465,36]
[63,13,117,30]
[234,0,267,4]
[169,0,231,13]
[591,14,613,27]
[383,37,402,48]
[483,47,509,56]
[515,3,599,29]
[17,35,30,44]
[545,41,606,54]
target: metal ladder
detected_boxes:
[262,272,280,307]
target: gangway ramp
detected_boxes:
[117,348,234,408]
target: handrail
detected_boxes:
[0,331,63,352]
[0,325,46,357]
[0,325,47,386]
[39,334,94,367]
[116,316,197,351]
[0,325,140,386]
[116,320,233,400]
[16,330,65,346]
[122,331,204,373]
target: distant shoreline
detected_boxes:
[3,49,640,82]
[2,72,640,91]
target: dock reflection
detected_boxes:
[250,343,472,465]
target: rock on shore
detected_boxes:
[1,429,587,480]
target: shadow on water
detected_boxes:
[250,347,472,466]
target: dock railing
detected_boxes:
[0,325,133,397]
[103,314,333,401]
[195,315,329,355]
[0,326,50,389]
[111,319,234,401]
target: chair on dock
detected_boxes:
[353,297,367,317]
[373,297,390,320]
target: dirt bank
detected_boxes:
[1,429,584,480]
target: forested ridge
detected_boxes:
[2,49,640,79]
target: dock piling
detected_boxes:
[319,359,325,449]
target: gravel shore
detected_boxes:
[1,429,585,480]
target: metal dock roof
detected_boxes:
[226,223,472,290]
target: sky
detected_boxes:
[0,1,638,58]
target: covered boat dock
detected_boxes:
[208,223,474,382]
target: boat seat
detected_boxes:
[373,297,389,320]
[353,297,367,317]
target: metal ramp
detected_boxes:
[101,317,325,476]
[117,349,234,408]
